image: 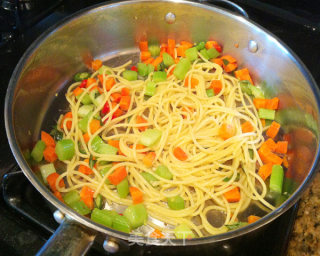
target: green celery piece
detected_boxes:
[200,49,210,60]
[147,64,155,75]
[78,105,94,118]
[162,52,175,67]
[140,128,162,146]
[69,200,91,215]
[249,84,264,98]
[185,47,198,62]
[94,194,103,209]
[78,115,90,133]
[112,214,131,233]
[225,222,248,230]
[137,63,148,76]
[206,47,220,59]
[31,140,46,162]
[157,62,165,71]
[55,139,75,160]
[122,70,138,81]
[91,208,113,227]
[145,81,157,96]
[240,80,253,96]
[80,93,92,105]
[89,89,100,99]
[265,119,273,126]
[93,94,105,107]
[167,195,185,210]
[258,108,275,120]
[148,45,161,57]
[74,72,90,82]
[206,89,214,97]
[141,172,158,186]
[91,136,104,152]
[98,65,111,75]
[153,71,167,83]
[97,144,118,155]
[270,165,284,193]
[39,163,56,184]
[117,178,129,198]
[123,204,148,229]
[63,190,81,206]
[174,224,195,239]
[174,58,191,80]
[195,41,205,50]
[100,166,112,185]
[155,165,173,180]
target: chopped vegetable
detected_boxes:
[91,208,113,227]
[78,105,94,118]
[94,194,103,209]
[78,158,93,175]
[234,68,253,84]
[149,45,161,57]
[89,119,101,134]
[247,215,261,224]
[258,143,283,165]
[225,222,247,230]
[205,40,222,52]
[174,58,191,80]
[145,81,157,96]
[174,224,195,239]
[167,195,185,210]
[206,47,220,59]
[155,165,173,180]
[258,108,275,120]
[206,88,214,97]
[211,80,222,94]
[266,121,280,138]
[97,65,111,75]
[140,128,162,146]
[123,204,148,229]
[150,229,165,238]
[139,41,148,51]
[153,71,167,82]
[173,147,188,161]
[275,141,288,154]
[117,178,130,198]
[199,49,210,60]
[69,200,91,215]
[40,163,56,185]
[143,152,156,167]
[119,95,131,111]
[223,187,240,203]
[63,190,81,206]
[162,52,175,67]
[241,121,254,133]
[258,163,273,181]
[136,115,148,132]
[129,186,144,204]
[91,59,102,71]
[55,139,75,160]
[122,70,138,81]
[141,172,158,186]
[74,72,90,82]
[108,166,127,185]
[43,146,58,163]
[269,165,284,193]
[151,56,163,69]
[195,41,205,51]
[112,214,131,233]
[41,131,55,147]
[265,97,279,110]
[86,78,97,88]
[60,112,73,130]
[140,51,152,61]
[185,47,198,62]
[219,123,235,140]
[80,186,95,209]
[31,140,46,162]
[265,138,277,151]
[184,76,199,88]
[137,63,148,76]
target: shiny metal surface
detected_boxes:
[103,239,120,254]
[5,0,320,249]
[53,210,65,224]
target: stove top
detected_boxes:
[0,0,319,255]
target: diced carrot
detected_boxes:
[121,87,130,96]
[234,68,253,85]
[168,39,176,49]
[41,131,56,147]
[253,98,266,109]
[221,55,237,64]
[150,229,165,238]
[79,159,94,175]
[177,45,189,57]
[258,163,273,181]
[104,77,116,91]
[130,144,146,150]
[139,41,148,51]
[212,58,223,66]
[241,121,254,133]
[141,51,152,61]
[184,76,199,88]
[83,132,90,144]
[180,41,193,48]
[258,144,283,165]
[60,112,73,130]
[160,43,168,53]
[43,146,57,163]
[108,140,120,148]
[80,186,95,210]
[168,67,175,77]
[174,58,179,64]
[143,57,154,64]
[119,95,131,111]
[205,40,222,52]
[111,92,122,103]
[54,191,64,202]
[266,121,281,139]
[260,119,266,127]
[130,186,144,204]
[152,56,163,69]
[91,59,102,71]
[248,215,261,224]
[136,115,148,131]
[112,108,124,118]
[219,123,235,140]
[143,152,156,167]
[108,166,127,185]
[275,141,288,154]
[264,138,277,151]
[89,119,101,134]
[265,97,279,110]
[210,80,223,94]
[86,78,97,88]
[173,147,188,161]
[89,86,103,94]
[73,86,84,97]
[223,187,240,203]
[47,173,65,192]
[224,63,238,72]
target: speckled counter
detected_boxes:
[287,171,320,256]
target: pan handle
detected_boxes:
[198,0,249,18]
[36,217,96,256]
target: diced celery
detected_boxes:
[89,89,100,99]
[206,48,220,59]
[141,172,158,186]
[40,163,56,184]
[112,214,131,233]
[270,165,284,193]
[123,204,148,229]
[145,81,157,96]
[162,52,175,67]
[55,139,75,160]
[91,136,104,152]
[155,165,173,180]
[94,194,103,209]
[78,105,94,118]
[240,80,253,96]
[79,93,92,105]
[206,88,214,97]
[74,72,90,82]
[78,115,90,133]
[137,63,148,76]
[140,128,162,146]
[100,166,112,185]
[63,190,81,206]
[96,144,118,155]
[185,47,198,62]
[153,71,167,83]
[174,224,195,239]
[249,84,264,98]
[122,70,138,81]
[174,58,191,80]
[195,41,205,51]
[225,222,248,230]
[200,49,210,60]
[148,45,161,57]
[93,94,105,107]
[117,178,129,198]
[258,108,275,120]
[167,195,185,210]
[147,64,155,75]
[69,200,91,215]
[98,65,111,75]
[91,208,113,227]
[31,140,46,162]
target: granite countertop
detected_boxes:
[287,171,320,256]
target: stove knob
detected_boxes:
[53,210,65,224]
